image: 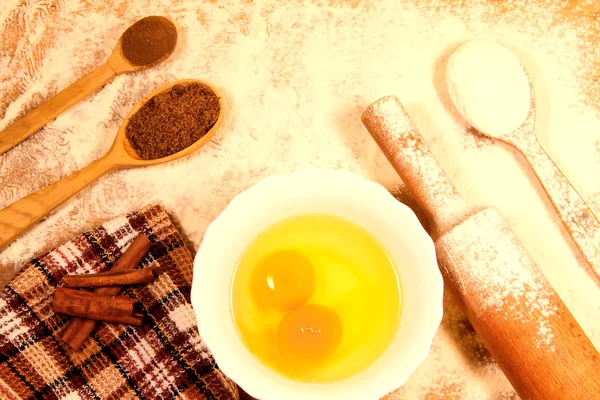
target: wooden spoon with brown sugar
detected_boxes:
[0,16,177,155]
[0,79,223,251]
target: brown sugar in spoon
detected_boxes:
[0,79,223,251]
[446,40,600,279]
[0,16,177,155]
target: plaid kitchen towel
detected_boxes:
[0,204,239,400]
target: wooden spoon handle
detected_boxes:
[362,96,600,399]
[514,134,600,278]
[0,155,117,251]
[0,62,116,155]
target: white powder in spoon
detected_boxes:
[446,40,531,138]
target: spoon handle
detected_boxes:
[0,155,117,251]
[363,96,600,399]
[0,62,116,155]
[514,133,600,278]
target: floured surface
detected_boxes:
[1,0,600,398]
[437,209,560,352]
[361,96,477,237]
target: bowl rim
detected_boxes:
[191,169,443,400]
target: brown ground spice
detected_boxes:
[121,16,177,66]
[126,83,220,160]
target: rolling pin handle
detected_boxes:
[361,96,478,237]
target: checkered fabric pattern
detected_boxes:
[0,204,239,400]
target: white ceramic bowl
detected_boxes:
[191,170,443,400]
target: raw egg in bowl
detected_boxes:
[191,170,443,400]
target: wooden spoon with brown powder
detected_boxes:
[0,79,223,251]
[0,16,177,156]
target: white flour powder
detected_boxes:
[446,40,531,138]
[1,0,600,398]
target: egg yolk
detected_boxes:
[277,304,343,362]
[250,251,315,311]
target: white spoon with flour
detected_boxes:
[445,39,600,278]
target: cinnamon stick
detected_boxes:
[54,288,143,325]
[62,266,163,288]
[60,234,152,350]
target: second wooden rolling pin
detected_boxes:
[362,96,600,399]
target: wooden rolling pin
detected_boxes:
[362,96,600,400]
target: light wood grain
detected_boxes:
[458,65,600,281]
[0,154,118,249]
[0,62,116,155]
[501,119,600,279]
[362,96,600,400]
[436,209,600,400]
[0,79,223,251]
[0,26,172,156]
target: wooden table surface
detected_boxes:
[1,1,599,398]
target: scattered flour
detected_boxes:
[364,95,561,361]
[1,0,600,398]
